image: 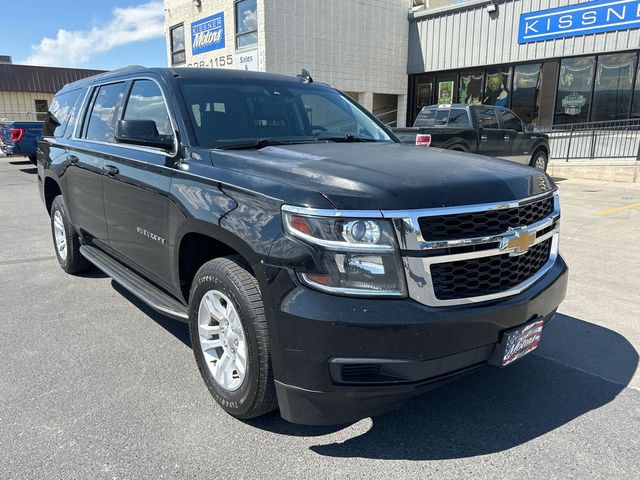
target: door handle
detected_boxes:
[67,155,79,165]
[104,165,119,176]
[504,135,510,141]
[480,135,488,141]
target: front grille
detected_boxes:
[418,196,554,241]
[430,238,553,300]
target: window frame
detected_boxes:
[234,0,258,50]
[170,23,186,66]
[497,108,524,132]
[474,106,500,130]
[81,81,127,143]
[75,77,178,156]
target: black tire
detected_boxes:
[189,256,277,419]
[50,195,90,274]
[530,149,548,172]
[28,154,37,165]
[448,145,467,152]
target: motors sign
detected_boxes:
[519,0,640,44]
[191,12,225,55]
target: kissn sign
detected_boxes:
[519,0,640,44]
[191,12,225,55]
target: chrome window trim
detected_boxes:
[72,76,179,157]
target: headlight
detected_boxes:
[282,208,407,297]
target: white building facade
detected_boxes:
[164,0,410,126]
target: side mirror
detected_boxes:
[115,120,174,151]
[525,123,535,133]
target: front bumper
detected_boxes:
[265,255,568,425]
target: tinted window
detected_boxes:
[123,80,172,137]
[591,52,636,122]
[179,80,392,148]
[475,106,499,129]
[448,108,470,126]
[555,56,595,124]
[499,110,522,131]
[414,107,436,127]
[85,83,125,142]
[44,89,83,138]
[435,109,449,125]
[512,63,542,124]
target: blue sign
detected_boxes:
[191,12,225,55]
[519,0,640,44]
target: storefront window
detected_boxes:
[484,67,512,107]
[511,63,542,124]
[436,74,457,104]
[458,70,484,105]
[416,81,433,110]
[555,56,595,124]
[591,53,637,122]
[632,62,640,118]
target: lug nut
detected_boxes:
[234,339,239,347]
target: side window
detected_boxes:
[414,107,436,127]
[44,89,83,138]
[499,110,523,132]
[448,108,470,126]
[435,109,449,125]
[475,106,499,129]
[122,80,173,137]
[84,83,125,142]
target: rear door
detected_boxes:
[102,78,176,286]
[497,108,529,164]
[66,83,126,245]
[474,106,504,158]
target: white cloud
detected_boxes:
[22,1,164,68]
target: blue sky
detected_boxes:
[1,0,167,70]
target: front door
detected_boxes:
[102,79,176,287]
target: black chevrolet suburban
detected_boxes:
[37,67,567,425]
[393,104,551,171]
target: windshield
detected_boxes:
[178,78,394,148]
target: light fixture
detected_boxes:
[486,2,498,13]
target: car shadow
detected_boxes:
[111,281,191,348]
[9,159,32,166]
[250,314,639,459]
[93,283,639,459]
[19,167,37,174]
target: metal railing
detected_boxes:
[538,119,640,162]
[375,109,398,127]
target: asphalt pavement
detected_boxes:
[0,156,638,479]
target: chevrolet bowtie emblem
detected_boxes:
[500,228,535,256]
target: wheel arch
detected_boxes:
[43,175,63,215]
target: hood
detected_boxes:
[209,143,554,210]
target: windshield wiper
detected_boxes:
[216,137,318,150]
[315,134,379,143]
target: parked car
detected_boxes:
[393,104,550,171]
[0,121,43,164]
[38,67,567,425]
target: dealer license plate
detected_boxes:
[500,319,544,366]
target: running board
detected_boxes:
[80,245,188,322]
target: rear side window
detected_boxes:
[45,89,83,138]
[435,109,449,125]
[448,108,470,126]
[475,106,499,129]
[122,80,173,136]
[414,107,436,127]
[84,83,125,142]
[499,110,523,132]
